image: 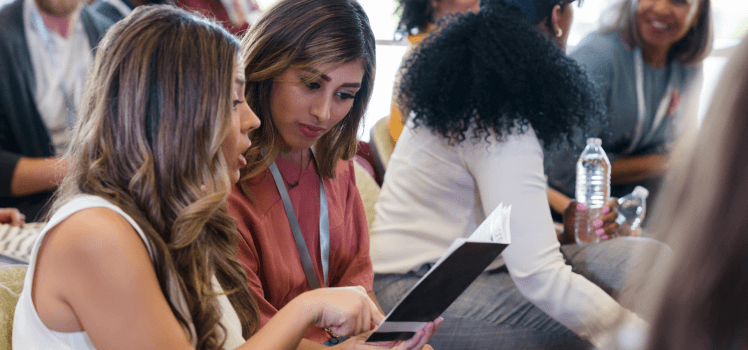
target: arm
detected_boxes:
[34,207,391,350]
[32,208,195,349]
[547,187,571,215]
[466,131,639,348]
[10,156,68,197]
[610,154,670,184]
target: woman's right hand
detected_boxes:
[308,286,385,337]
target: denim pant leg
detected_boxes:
[374,266,589,350]
[560,236,671,313]
[373,237,667,350]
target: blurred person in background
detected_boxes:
[387,0,480,144]
[175,0,261,36]
[0,0,114,221]
[545,0,712,222]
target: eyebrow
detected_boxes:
[235,77,246,86]
[300,67,361,89]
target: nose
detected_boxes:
[310,93,332,124]
[650,0,670,15]
[240,101,260,134]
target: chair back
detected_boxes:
[353,161,380,232]
[0,265,27,350]
[369,117,395,182]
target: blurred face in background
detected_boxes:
[35,0,81,16]
[637,0,700,52]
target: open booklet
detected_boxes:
[366,204,512,342]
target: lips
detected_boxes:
[651,20,669,30]
[238,154,247,167]
[299,123,325,138]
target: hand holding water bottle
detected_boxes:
[562,198,619,243]
[574,138,611,244]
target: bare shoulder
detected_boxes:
[41,207,150,267]
[33,207,156,332]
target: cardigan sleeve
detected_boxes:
[462,129,643,348]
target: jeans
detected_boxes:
[373,237,666,350]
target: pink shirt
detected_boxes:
[229,157,373,343]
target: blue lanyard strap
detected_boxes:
[268,153,330,289]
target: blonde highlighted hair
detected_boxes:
[239,0,376,180]
[53,6,259,348]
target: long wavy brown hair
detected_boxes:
[239,0,376,181]
[51,5,259,349]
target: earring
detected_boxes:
[556,28,563,38]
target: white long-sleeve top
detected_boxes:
[370,122,641,348]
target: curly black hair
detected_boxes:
[396,0,605,150]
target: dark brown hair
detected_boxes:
[54,5,259,348]
[607,0,712,65]
[239,0,376,180]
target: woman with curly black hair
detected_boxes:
[370,0,667,348]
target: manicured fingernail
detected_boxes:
[596,228,605,236]
[593,220,603,228]
[601,207,610,214]
[601,235,610,240]
[576,203,587,211]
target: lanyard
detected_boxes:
[623,48,675,156]
[29,3,78,126]
[268,152,330,289]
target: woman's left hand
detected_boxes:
[561,199,620,242]
[339,317,443,350]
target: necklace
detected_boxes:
[285,152,303,189]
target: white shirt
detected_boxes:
[23,0,92,155]
[13,195,245,349]
[370,121,642,348]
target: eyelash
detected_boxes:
[304,80,356,100]
[232,100,241,110]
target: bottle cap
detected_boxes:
[633,186,649,198]
[586,138,602,146]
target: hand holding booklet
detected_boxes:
[366,204,512,342]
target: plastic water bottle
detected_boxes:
[615,186,649,237]
[575,138,611,244]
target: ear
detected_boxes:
[550,4,563,37]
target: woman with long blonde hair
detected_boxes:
[13,5,389,349]
[229,0,440,348]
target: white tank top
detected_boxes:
[12,195,245,349]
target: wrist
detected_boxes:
[290,290,324,327]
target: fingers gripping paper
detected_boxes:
[366,204,511,342]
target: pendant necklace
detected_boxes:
[286,151,303,189]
